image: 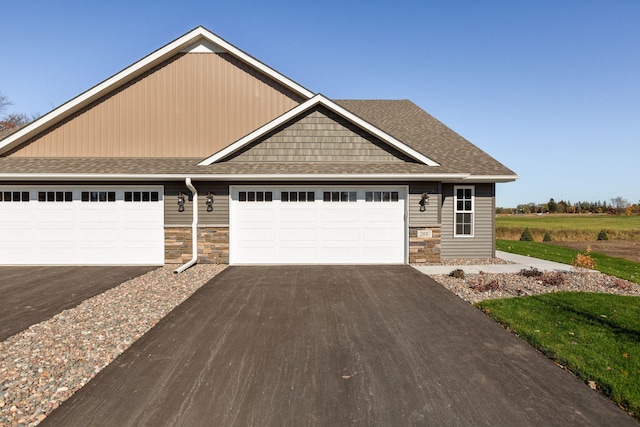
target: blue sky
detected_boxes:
[2,1,639,208]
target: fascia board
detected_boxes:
[0,173,469,182]
[0,26,313,156]
[463,175,520,183]
[198,94,441,167]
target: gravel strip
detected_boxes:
[0,264,226,427]
[432,270,640,304]
[414,257,515,266]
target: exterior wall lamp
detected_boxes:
[206,192,214,212]
[177,192,186,212]
[419,192,429,212]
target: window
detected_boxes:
[238,191,272,202]
[323,191,357,202]
[281,191,315,202]
[0,191,29,202]
[38,191,72,202]
[82,191,117,202]
[124,191,158,202]
[365,191,399,202]
[454,186,474,236]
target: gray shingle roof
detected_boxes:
[335,100,516,177]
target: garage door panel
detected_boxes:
[0,187,163,265]
[231,187,405,264]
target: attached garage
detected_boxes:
[0,186,164,265]
[229,186,406,264]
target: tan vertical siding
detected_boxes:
[10,53,304,158]
[164,182,229,226]
[441,183,495,259]
[408,182,440,226]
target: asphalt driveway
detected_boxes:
[42,266,636,426]
[0,266,157,341]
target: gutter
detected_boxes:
[174,177,198,274]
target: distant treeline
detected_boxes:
[497,197,640,216]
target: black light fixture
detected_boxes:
[177,192,186,212]
[206,192,214,212]
[419,192,430,212]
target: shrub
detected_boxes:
[597,229,609,241]
[543,232,552,242]
[449,269,465,279]
[573,245,596,270]
[519,227,534,241]
[520,268,543,277]
[469,273,500,292]
[540,272,566,286]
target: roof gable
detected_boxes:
[0,26,313,156]
[199,95,440,166]
[224,106,415,163]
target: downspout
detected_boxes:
[174,177,198,274]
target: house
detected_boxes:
[0,26,518,267]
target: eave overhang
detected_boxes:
[0,173,520,182]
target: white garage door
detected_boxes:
[0,186,164,265]
[230,186,406,264]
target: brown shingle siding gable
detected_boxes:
[335,100,516,177]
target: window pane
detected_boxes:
[48,191,55,202]
[290,192,297,202]
[307,192,315,202]
[391,192,399,202]
[383,191,390,202]
[108,192,116,202]
[239,192,246,202]
[256,192,264,202]
[248,192,255,202]
[3,192,10,201]
[365,192,373,202]
[464,224,471,234]
[298,191,306,202]
[457,188,464,198]
[142,192,150,202]
[332,192,340,202]
[323,192,331,202]
[265,192,272,202]
[133,192,141,202]
[349,192,357,202]
[465,189,472,199]
[124,192,132,202]
[22,192,29,202]
[98,192,106,202]
[56,192,63,202]
[281,192,289,202]
[456,223,463,235]
[82,192,90,202]
[38,192,46,202]
[374,191,382,202]
[65,192,73,202]
[464,201,472,211]
[456,200,463,211]
[151,192,159,202]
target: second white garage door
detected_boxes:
[230,187,406,264]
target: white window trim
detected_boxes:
[454,185,475,238]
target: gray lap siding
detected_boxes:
[440,183,495,259]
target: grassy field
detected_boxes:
[496,214,640,241]
[476,292,640,420]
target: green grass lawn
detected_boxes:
[496,239,640,284]
[476,292,640,419]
